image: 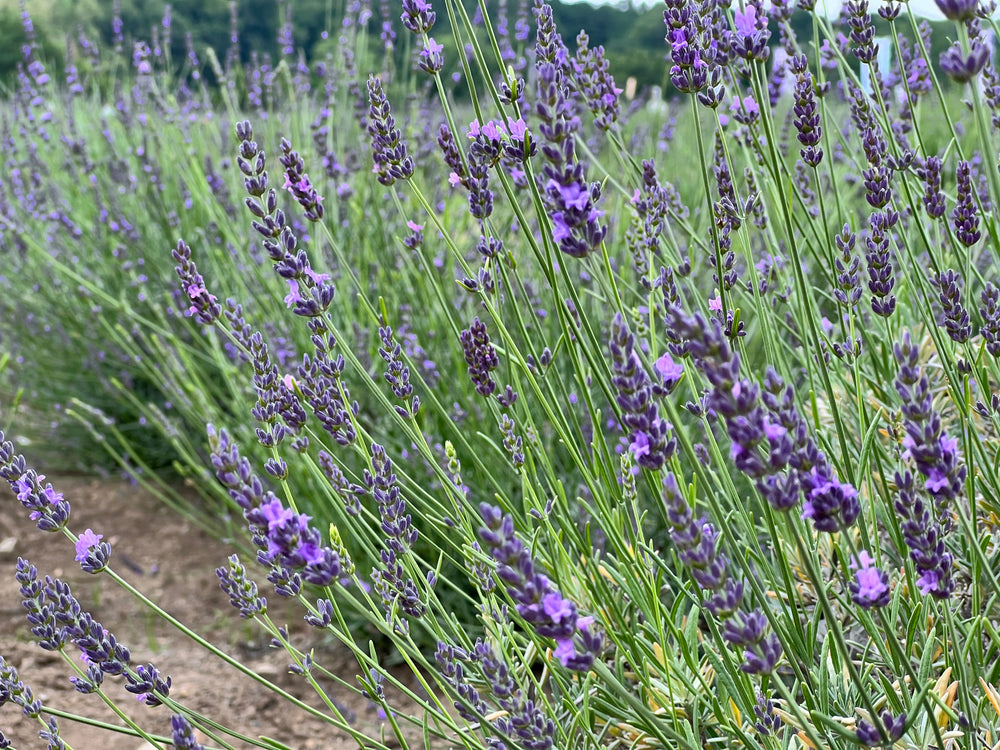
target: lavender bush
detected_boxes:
[4,0,1000,747]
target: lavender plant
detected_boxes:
[4,0,1000,747]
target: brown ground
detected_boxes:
[0,476,433,750]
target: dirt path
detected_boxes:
[0,476,427,749]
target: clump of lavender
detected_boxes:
[571,31,622,132]
[235,120,335,318]
[661,474,782,674]
[209,426,342,593]
[16,557,173,705]
[436,639,556,749]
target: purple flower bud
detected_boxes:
[216,554,268,618]
[980,282,1000,357]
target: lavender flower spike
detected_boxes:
[609,314,676,469]
[171,714,206,750]
[401,0,436,33]
[367,75,414,186]
[460,318,499,397]
[479,504,602,670]
[1,432,71,532]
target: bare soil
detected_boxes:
[0,476,429,750]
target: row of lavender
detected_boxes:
[4,0,1000,746]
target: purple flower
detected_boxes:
[367,444,424,621]
[952,161,982,247]
[171,715,205,750]
[791,54,823,167]
[980,282,1000,357]
[731,2,770,61]
[460,318,499,397]
[801,467,860,532]
[933,0,979,21]
[940,40,990,82]
[733,5,757,35]
[849,550,890,608]
[418,37,445,73]
[654,352,683,386]
[866,209,898,318]
[401,0,436,33]
[856,711,906,746]
[74,529,111,573]
[933,269,972,343]
[216,554,267,618]
[609,314,676,469]
[279,139,324,222]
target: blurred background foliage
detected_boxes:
[0,0,978,95]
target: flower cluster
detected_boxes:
[235,120,335,318]
[17,558,173,705]
[173,239,222,325]
[980,282,1000,357]
[865,209,897,318]
[533,3,607,258]
[791,53,823,167]
[378,320,420,418]
[952,160,982,247]
[571,31,622,131]
[209,426,342,594]
[401,0,436,33]
[436,640,555,749]
[933,269,972,344]
[279,137,324,222]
